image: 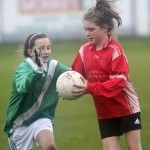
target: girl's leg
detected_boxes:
[36,129,56,150]
[102,136,121,150]
[34,118,56,150]
[125,130,142,150]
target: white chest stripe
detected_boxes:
[13,60,58,128]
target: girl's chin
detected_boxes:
[43,59,49,63]
[89,39,94,44]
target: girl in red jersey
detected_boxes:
[71,0,142,150]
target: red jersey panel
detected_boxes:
[71,36,140,119]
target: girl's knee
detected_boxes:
[48,144,56,150]
[41,143,56,150]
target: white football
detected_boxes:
[56,71,84,100]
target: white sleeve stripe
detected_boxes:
[112,49,120,60]
[79,45,85,63]
[110,74,127,81]
[108,44,121,61]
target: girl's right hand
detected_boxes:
[34,48,44,67]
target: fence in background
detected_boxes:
[0,0,149,43]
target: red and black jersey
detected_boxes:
[71,36,140,119]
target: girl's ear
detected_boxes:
[27,49,34,57]
[101,24,108,33]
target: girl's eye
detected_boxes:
[84,28,95,32]
[38,46,51,51]
[88,28,95,32]
[38,46,44,51]
[47,46,51,50]
[40,46,47,51]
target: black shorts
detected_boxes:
[98,112,142,139]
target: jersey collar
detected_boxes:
[25,57,47,72]
[89,35,112,51]
[103,35,112,49]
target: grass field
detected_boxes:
[0,38,150,149]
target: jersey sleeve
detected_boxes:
[87,48,128,98]
[15,62,43,94]
[71,46,87,79]
[55,62,70,78]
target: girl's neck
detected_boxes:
[95,35,109,51]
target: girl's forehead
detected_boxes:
[34,38,51,46]
[83,20,96,25]
[83,20,97,28]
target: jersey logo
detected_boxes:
[94,55,100,59]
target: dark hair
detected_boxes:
[83,0,122,33]
[24,33,48,58]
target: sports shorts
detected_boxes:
[98,112,142,139]
[8,118,53,150]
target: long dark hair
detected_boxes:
[83,0,122,33]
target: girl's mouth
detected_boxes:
[89,38,93,42]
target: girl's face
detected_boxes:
[29,37,51,63]
[83,20,108,47]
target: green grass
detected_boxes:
[0,38,150,149]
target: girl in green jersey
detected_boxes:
[4,33,69,150]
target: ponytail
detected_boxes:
[83,0,122,32]
[96,0,122,27]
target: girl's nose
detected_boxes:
[44,48,49,53]
[85,30,90,36]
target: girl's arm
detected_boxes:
[15,62,43,93]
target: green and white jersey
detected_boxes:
[4,58,69,137]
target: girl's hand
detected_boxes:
[34,48,44,67]
[72,76,88,97]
